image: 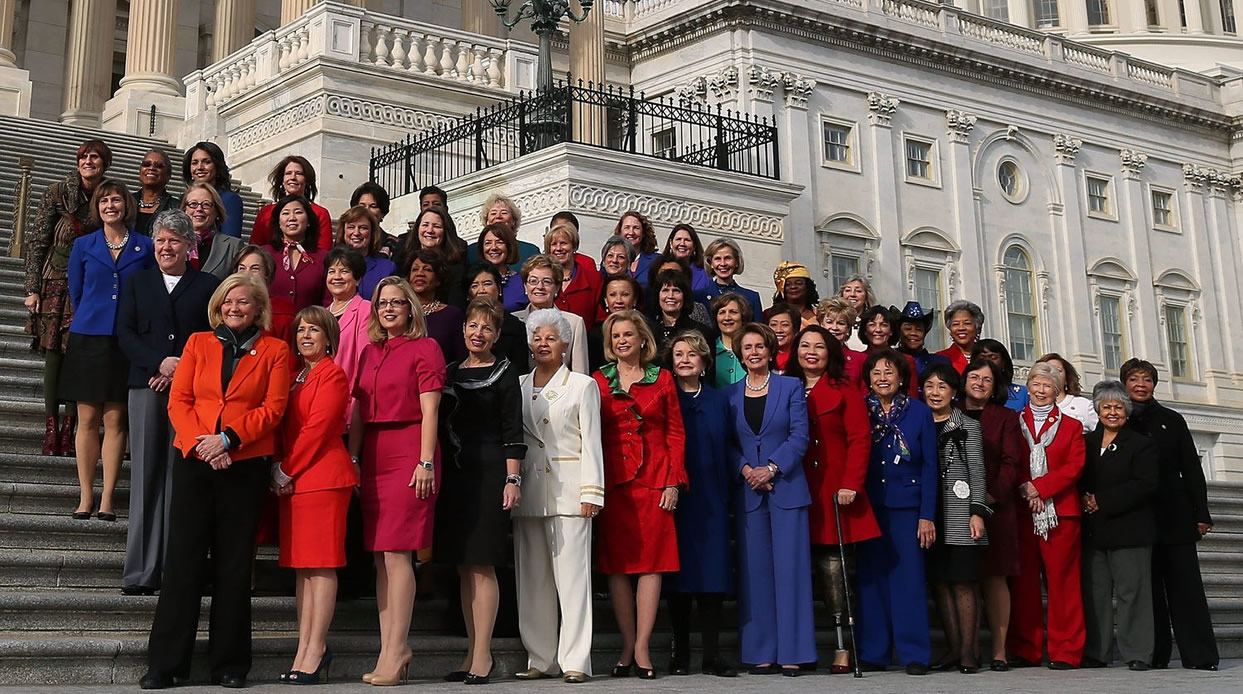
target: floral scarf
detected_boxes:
[867,391,912,462]
[282,240,307,271]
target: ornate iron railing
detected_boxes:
[369,81,781,196]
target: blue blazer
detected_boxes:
[218,188,245,239]
[67,229,155,336]
[116,265,220,388]
[729,373,811,512]
[694,280,763,321]
[865,397,938,521]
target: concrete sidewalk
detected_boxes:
[2,660,1236,693]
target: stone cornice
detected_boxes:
[622,0,1230,132]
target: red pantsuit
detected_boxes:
[1007,407,1086,666]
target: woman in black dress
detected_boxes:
[435,296,526,684]
[466,263,528,370]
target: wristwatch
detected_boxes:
[419,460,435,471]
[506,473,522,487]
[766,463,779,477]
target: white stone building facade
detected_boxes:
[1,0,1243,479]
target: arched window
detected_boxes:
[1003,246,1038,362]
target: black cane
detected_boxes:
[834,496,863,678]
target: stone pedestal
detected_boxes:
[103,0,184,138]
[0,0,30,117]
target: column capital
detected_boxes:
[867,91,899,127]
[745,64,781,103]
[945,109,976,143]
[780,71,816,110]
[707,65,739,101]
[1119,148,1148,179]
[1052,133,1082,165]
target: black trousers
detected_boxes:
[146,453,269,680]
[1152,541,1219,668]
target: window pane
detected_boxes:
[1003,247,1037,362]
[1152,190,1173,227]
[831,256,859,294]
[914,268,944,350]
[999,162,1019,197]
[1224,0,1238,33]
[1100,295,1124,372]
[1165,305,1189,378]
[652,128,676,158]
[983,0,1009,21]
[1087,177,1110,214]
[906,140,930,179]
[824,124,851,163]
[1035,0,1061,26]
[1087,0,1111,25]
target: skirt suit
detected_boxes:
[436,358,526,566]
[276,356,358,568]
[353,335,447,552]
[965,403,1026,577]
[593,364,688,575]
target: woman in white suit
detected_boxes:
[513,308,605,684]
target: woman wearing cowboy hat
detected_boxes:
[894,301,951,388]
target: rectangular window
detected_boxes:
[830,255,859,295]
[982,0,1009,21]
[1152,189,1175,228]
[1087,176,1112,215]
[914,268,945,350]
[1005,266,1038,362]
[905,139,932,180]
[1087,0,1112,25]
[1146,0,1162,25]
[1035,0,1061,27]
[1100,295,1125,372]
[651,128,676,158]
[823,122,852,164]
[1165,305,1190,378]
[1223,0,1238,33]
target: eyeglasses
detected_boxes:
[375,299,410,309]
[526,277,556,288]
[141,160,167,168]
[184,201,216,210]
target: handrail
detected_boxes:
[9,156,34,259]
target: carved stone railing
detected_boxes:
[184,1,513,118]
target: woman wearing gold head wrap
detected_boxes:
[771,262,818,329]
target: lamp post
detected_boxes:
[489,0,594,92]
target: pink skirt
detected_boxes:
[360,423,439,552]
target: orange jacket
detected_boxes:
[277,356,358,492]
[169,330,291,461]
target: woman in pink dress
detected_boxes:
[347,276,446,686]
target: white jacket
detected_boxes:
[516,364,605,517]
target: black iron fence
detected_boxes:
[369,81,781,197]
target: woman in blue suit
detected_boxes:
[728,323,813,676]
[61,179,155,522]
[856,348,938,675]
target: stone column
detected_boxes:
[945,110,981,302]
[569,1,605,144]
[1065,0,1091,35]
[0,0,30,116]
[1234,0,1243,33]
[1007,0,1031,28]
[1116,149,1157,364]
[866,92,903,302]
[0,0,16,67]
[282,0,319,25]
[60,0,117,126]
[1118,0,1150,32]
[213,0,258,62]
[118,0,180,95]
[1184,0,1207,33]
[1049,134,1091,362]
[462,0,501,37]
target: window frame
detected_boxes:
[829,253,862,294]
[651,126,677,159]
[1086,0,1113,27]
[1002,245,1041,364]
[1097,292,1127,373]
[1084,172,1118,221]
[913,265,946,351]
[1149,184,1178,232]
[1163,303,1193,381]
[820,116,861,173]
[997,157,1028,204]
[1034,0,1061,27]
[902,134,941,188]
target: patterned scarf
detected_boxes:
[282,240,307,271]
[867,391,911,462]
[1020,406,1062,540]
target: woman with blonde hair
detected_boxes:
[181,182,245,280]
[815,297,865,384]
[696,237,762,319]
[546,222,603,328]
[141,273,291,689]
[475,192,539,265]
[348,277,446,685]
[836,275,875,352]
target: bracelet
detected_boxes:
[505,473,522,487]
[766,463,779,476]
[219,432,230,450]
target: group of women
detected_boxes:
[24,140,1220,687]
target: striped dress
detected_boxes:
[935,409,989,547]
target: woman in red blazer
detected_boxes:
[547,222,604,329]
[1007,362,1086,670]
[141,274,290,690]
[961,359,1027,670]
[785,326,878,673]
[272,306,359,684]
[593,310,687,678]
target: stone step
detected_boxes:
[0,422,55,453]
[1203,573,1243,599]
[0,512,128,551]
[1206,513,1243,533]
[1,481,131,517]
[0,548,125,590]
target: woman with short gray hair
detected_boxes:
[599,235,637,278]
[116,209,222,595]
[1079,381,1158,670]
[937,300,985,373]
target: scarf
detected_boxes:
[867,392,911,462]
[1029,401,1054,426]
[1130,398,1153,419]
[213,323,260,394]
[282,239,307,271]
[1020,405,1061,540]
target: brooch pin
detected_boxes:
[545,391,560,400]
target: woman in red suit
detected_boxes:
[1007,362,1086,670]
[593,309,687,679]
[347,277,446,686]
[248,155,332,249]
[260,196,326,312]
[141,274,290,690]
[272,306,359,684]
[961,359,1026,670]
[785,325,878,673]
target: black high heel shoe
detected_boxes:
[444,671,469,682]
[635,666,656,680]
[288,647,333,685]
[464,661,495,685]
[610,663,632,677]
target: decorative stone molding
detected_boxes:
[1119,149,1148,179]
[566,184,784,240]
[676,75,707,105]
[230,96,326,151]
[866,92,899,127]
[945,109,976,143]
[706,65,739,100]
[1052,134,1082,164]
[229,93,452,151]
[1005,125,1020,141]
[780,71,816,109]
[746,64,782,103]
[1182,163,1240,195]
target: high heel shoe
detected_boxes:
[369,652,412,686]
[361,672,376,684]
[289,647,333,685]
[464,661,495,685]
[610,663,632,677]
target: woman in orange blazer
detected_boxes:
[141,273,291,690]
[785,326,879,674]
[272,306,358,684]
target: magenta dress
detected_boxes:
[262,246,326,311]
[352,335,447,551]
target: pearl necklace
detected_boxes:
[104,231,130,251]
[745,371,771,392]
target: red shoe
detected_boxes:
[42,415,58,456]
[58,415,76,456]
[830,664,852,674]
